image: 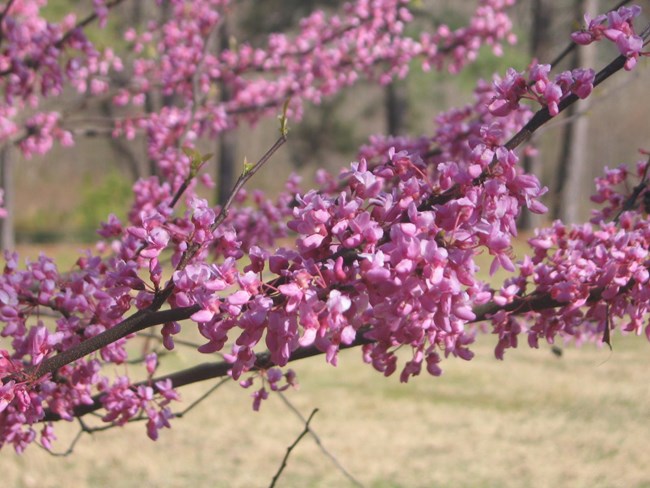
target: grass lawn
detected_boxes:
[2,243,650,487]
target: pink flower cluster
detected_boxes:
[571,5,646,70]
[488,63,595,117]
[420,0,517,73]
[486,4,648,117]
[18,111,73,157]
[1,0,522,186]
[177,132,546,384]
[488,158,650,358]
[101,354,180,441]
[0,0,648,454]
[0,248,181,451]
[0,0,122,157]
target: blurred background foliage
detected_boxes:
[10,0,650,243]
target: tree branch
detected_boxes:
[0,0,129,76]
[43,329,374,421]
[42,264,642,423]
[278,392,364,487]
[31,305,200,382]
[269,408,319,488]
[422,45,643,209]
[17,130,288,384]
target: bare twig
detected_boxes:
[278,392,364,487]
[269,408,319,488]
[38,419,85,457]
[175,378,230,418]
[171,131,287,274]
[136,331,206,351]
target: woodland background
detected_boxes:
[2,0,650,246]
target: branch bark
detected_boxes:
[43,269,638,423]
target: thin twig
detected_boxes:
[55,0,128,48]
[124,349,170,365]
[170,132,287,275]
[137,331,206,351]
[269,408,319,488]
[213,135,287,231]
[278,392,364,488]
[175,378,230,418]
[38,419,85,457]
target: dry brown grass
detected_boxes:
[2,332,650,488]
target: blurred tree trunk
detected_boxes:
[385,81,408,136]
[132,0,142,25]
[519,0,554,231]
[554,0,598,223]
[144,0,174,178]
[100,99,142,181]
[216,16,237,206]
[0,144,15,250]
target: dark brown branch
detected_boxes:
[420,46,639,210]
[39,258,639,423]
[43,262,642,423]
[55,0,128,48]
[43,264,635,421]
[17,134,287,385]
[43,329,374,421]
[32,305,200,380]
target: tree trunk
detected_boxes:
[556,0,598,224]
[144,0,174,178]
[519,0,554,230]
[0,144,15,250]
[385,81,408,136]
[216,16,238,206]
[100,100,142,181]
